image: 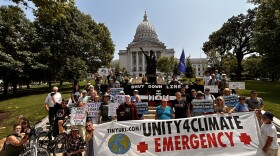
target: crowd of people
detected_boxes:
[1,70,279,156]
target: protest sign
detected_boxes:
[70,107,87,126]
[108,103,119,116]
[110,88,124,97]
[98,68,109,77]
[94,112,263,156]
[223,95,239,107]
[87,102,101,117]
[229,82,245,89]
[192,99,214,113]
[204,85,219,93]
[114,95,125,104]
[135,102,149,114]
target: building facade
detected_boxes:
[119,12,175,77]
[190,58,208,77]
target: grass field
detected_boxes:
[0,80,279,138]
[0,81,91,138]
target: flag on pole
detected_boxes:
[178,49,186,73]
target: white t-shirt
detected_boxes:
[260,123,279,149]
[203,76,211,85]
[204,94,215,100]
[45,92,62,107]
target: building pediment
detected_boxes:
[128,39,165,48]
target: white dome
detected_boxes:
[133,12,159,42]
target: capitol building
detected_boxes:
[119,12,175,77]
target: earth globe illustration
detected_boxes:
[108,133,131,154]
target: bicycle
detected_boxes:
[38,118,70,156]
[20,121,50,156]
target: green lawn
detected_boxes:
[238,80,280,119]
[0,80,279,138]
[0,81,92,138]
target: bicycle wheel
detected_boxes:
[53,137,67,156]
[20,147,50,156]
[37,131,49,149]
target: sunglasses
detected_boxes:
[86,125,92,127]
[205,90,210,91]
[217,99,222,101]
[239,99,245,101]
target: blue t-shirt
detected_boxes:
[156,106,172,120]
[235,103,249,112]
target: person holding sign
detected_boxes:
[229,96,249,113]
[214,96,229,114]
[117,95,138,121]
[155,98,173,120]
[245,90,264,111]
[171,92,188,119]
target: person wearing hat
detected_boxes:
[131,90,140,102]
[214,96,229,114]
[223,88,232,96]
[245,90,264,111]
[98,92,112,124]
[260,111,279,155]
[63,125,85,156]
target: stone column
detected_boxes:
[136,51,139,73]
[142,52,145,73]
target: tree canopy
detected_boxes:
[203,9,256,80]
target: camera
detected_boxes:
[50,92,55,96]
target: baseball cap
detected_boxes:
[134,90,139,93]
[262,111,274,121]
[191,89,196,92]
[82,90,87,93]
[119,91,125,94]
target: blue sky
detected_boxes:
[1,0,254,60]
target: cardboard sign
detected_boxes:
[223,95,239,107]
[70,107,87,126]
[98,68,109,77]
[135,102,149,114]
[192,99,214,112]
[110,88,124,97]
[87,102,101,117]
[204,85,219,93]
[229,82,245,89]
[114,95,125,104]
[108,103,119,116]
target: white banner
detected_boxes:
[94,112,263,156]
[204,85,219,93]
[229,82,245,89]
[113,95,125,104]
[70,107,87,126]
[87,102,101,117]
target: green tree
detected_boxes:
[11,0,75,24]
[0,6,44,95]
[185,56,195,78]
[250,0,280,81]
[157,56,178,77]
[203,9,256,81]
[35,5,114,87]
[242,55,262,79]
